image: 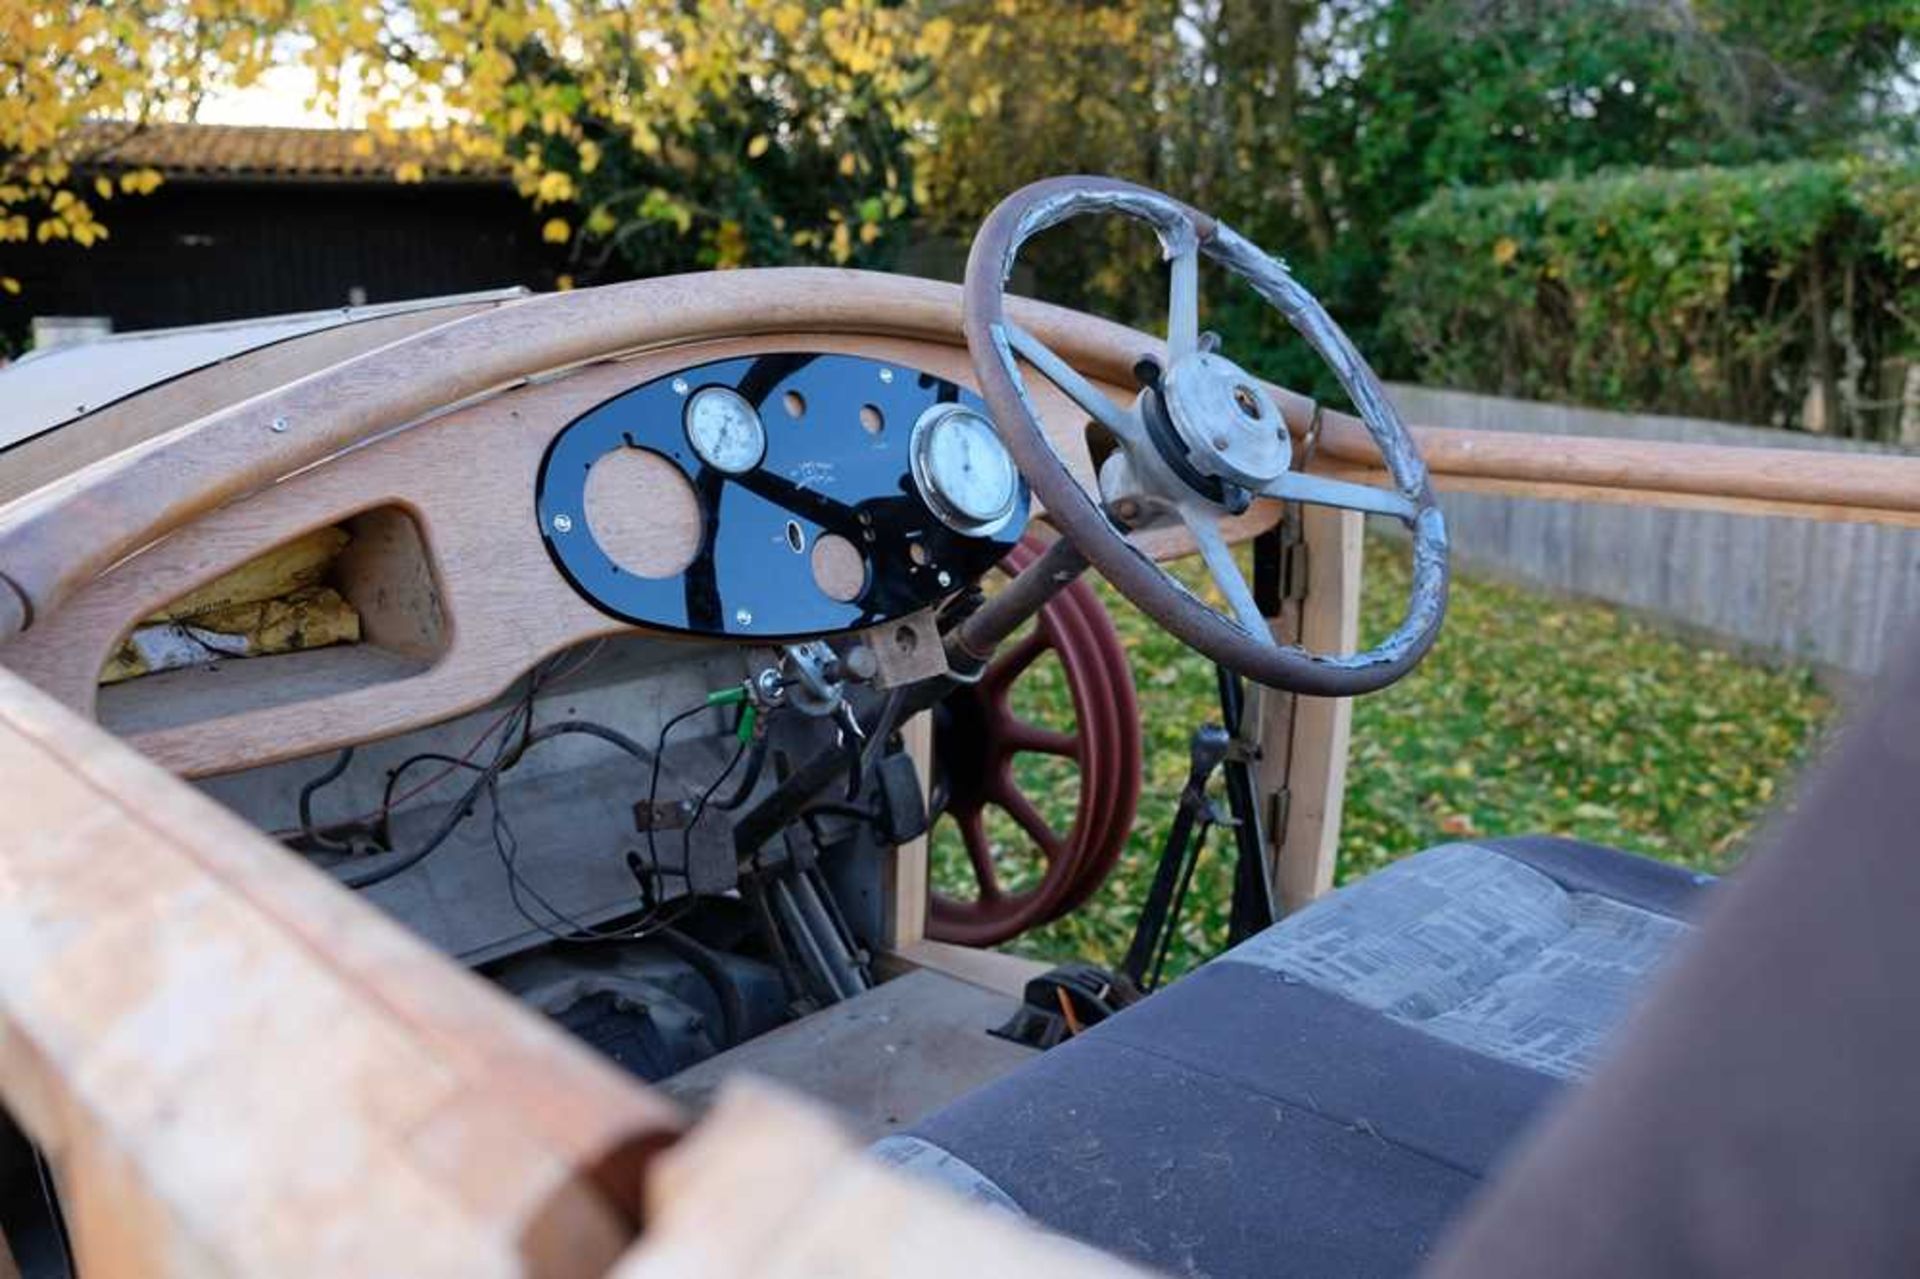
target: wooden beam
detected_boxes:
[1281,508,1363,912]
[0,664,681,1275]
[1255,506,1365,915]
[1317,463,1920,529]
[884,712,934,950]
[883,939,1051,1000]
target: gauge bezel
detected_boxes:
[909,403,1022,537]
[683,384,767,475]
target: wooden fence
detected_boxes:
[1388,385,1920,678]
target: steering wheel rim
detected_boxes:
[961,175,1449,696]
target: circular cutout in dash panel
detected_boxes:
[535,352,1031,640]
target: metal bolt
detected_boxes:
[672,377,690,395]
[270,416,290,433]
[735,607,753,627]
[551,513,573,533]
[936,570,952,588]
[844,645,879,680]
[878,368,895,384]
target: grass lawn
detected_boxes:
[930,532,1834,977]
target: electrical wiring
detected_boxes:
[275,642,608,845]
[486,717,746,946]
[296,746,357,850]
[336,715,649,890]
[712,734,770,811]
[645,701,721,893]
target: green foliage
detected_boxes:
[906,0,1920,411]
[1386,159,1920,437]
[935,537,1831,978]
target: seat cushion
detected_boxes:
[1227,838,1703,1079]
[875,838,1707,1278]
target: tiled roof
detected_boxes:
[75,122,504,182]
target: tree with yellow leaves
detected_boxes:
[0,0,287,297]
[315,0,944,277]
[2,0,945,303]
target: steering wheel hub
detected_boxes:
[1161,351,1291,490]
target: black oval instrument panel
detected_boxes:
[535,352,1030,640]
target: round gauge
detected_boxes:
[910,404,1020,536]
[684,385,767,474]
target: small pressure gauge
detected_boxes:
[910,404,1020,536]
[684,386,767,474]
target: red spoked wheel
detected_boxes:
[927,534,1142,947]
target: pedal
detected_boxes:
[990,963,1141,1050]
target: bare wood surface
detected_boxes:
[6,268,1912,657]
[883,938,1052,1000]
[335,505,448,659]
[615,1082,1142,1279]
[0,664,681,1276]
[1271,508,1364,912]
[884,712,934,949]
[1317,462,1920,528]
[1281,395,1920,525]
[0,300,507,507]
[658,972,1030,1141]
[583,448,703,578]
[0,271,1163,643]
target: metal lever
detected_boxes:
[1121,723,1235,990]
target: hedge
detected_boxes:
[1385,159,1920,439]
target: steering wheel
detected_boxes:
[962,176,1449,696]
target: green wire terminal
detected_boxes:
[705,683,758,742]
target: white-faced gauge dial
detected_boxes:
[910,404,1020,536]
[684,385,767,474]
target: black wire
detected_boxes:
[297,746,357,851]
[683,734,751,867]
[484,770,693,944]
[377,751,484,847]
[457,713,737,946]
[713,733,770,810]
[647,702,717,892]
[338,715,654,890]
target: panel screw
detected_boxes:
[878,368,894,384]
[672,377,690,395]
[735,608,753,627]
[551,513,573,533]
[270,416,289,433]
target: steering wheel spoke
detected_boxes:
[1166,243,1200,364]
[1262,470,1418,521]
[1179,504,1277,645]
[1003,323,1145,447]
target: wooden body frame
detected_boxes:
[0,268,1917,1275]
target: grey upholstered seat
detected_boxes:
[1226,840,1700,1078]
[875,836,1709,1277]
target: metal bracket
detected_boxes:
[1265,787,1292,853]
[1280,528,1309,602]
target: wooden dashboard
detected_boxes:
[0,323,1274,780]
[1,266,1915,784]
